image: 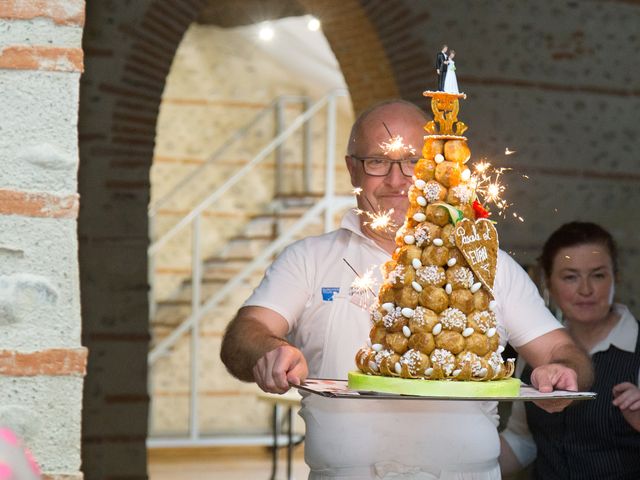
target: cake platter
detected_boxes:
[293,377,596,402]
[348,371,521,397]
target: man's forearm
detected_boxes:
[220,316,289,382]
[549,342,594,391]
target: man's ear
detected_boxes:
[345,155,358,187]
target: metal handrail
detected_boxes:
[148,89,348,256]
[147,89,352,445]
[149,95,309,217]
[149,195,354,365]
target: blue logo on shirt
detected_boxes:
[321,287,340,301]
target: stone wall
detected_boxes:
[0,1,86,479]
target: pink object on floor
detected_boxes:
[0,428,41,479]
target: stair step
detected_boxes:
[219,236,275,259]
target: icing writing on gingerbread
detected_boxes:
[456,224,492,245]
[467,245,488,265]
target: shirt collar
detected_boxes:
[590,303,638,355]
[340,209,391,254]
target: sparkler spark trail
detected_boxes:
[505,148,516,155]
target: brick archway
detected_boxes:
[78,0,399,477]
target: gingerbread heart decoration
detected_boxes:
[454,218,498,293]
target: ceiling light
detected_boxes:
[258,24,274,41]
[307,16,321,31]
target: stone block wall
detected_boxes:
[0,1,86,479]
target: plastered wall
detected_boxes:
[0,1,86,479]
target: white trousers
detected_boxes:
[300,395,502,480]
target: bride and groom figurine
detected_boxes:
[435,44,459,94]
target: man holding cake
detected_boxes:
[221,98,592,479]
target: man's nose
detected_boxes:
[384,162,409,186]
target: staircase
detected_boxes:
[147,90,354,447]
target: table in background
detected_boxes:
[258,389,304,480]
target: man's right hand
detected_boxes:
[436,69,440,75]
[253,344,308,394]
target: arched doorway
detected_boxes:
[78,1,397,477]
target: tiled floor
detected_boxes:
[148,445,309,480]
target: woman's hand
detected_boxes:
[613,382,640,431]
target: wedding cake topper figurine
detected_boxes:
[443,49,460,94]
[435,44,448,91]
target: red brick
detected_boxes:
[0,0,85,26]
[0,189,79,219]
[0,45,83,72]
[0,348,88,377]
[43,474,83,480]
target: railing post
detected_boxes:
[275,97,285,196]
[324,93,337,233]
[303,97,312,195]
[148,214,157,321]
[190,215,202,440]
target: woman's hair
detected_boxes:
[540,221,618,277]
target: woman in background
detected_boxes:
[500,222,640,479]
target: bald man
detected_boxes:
[221,100,591,479]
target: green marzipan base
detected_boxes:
[348,371,521,397]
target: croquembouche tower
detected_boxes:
[349,91,518,396]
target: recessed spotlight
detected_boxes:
[259,24,274,41]
[307,16,321,31]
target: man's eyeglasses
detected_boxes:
[350,155,420,177]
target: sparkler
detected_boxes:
[379,121,416,157]
[470,161,525,222]
[352,187,397,233]
[505,148,516,155]
[343,258,378,305]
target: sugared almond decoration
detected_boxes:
[433,238,444,246]
[401,307,415,318]
[413,212,427,222]
[412,258,422,269]
[417,196,427,206]
[415,179,426,189]
[487,327,497,338]
[402,325,411,338]
[369,361,379,372]
[382,302,395,312]
[461,168,471,181]
[462,327,474,337]
[424,367,433,377]
[447,257,457,267]
[395,362,402,375]
[445,283,453,294]
[434,153,445,164]
[411,281,423,292]
[432,323,442,335]
[404,235,416,245]
[470,282,482,293]
[372,343,383,352]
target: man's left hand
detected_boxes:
[530,362,578,413]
